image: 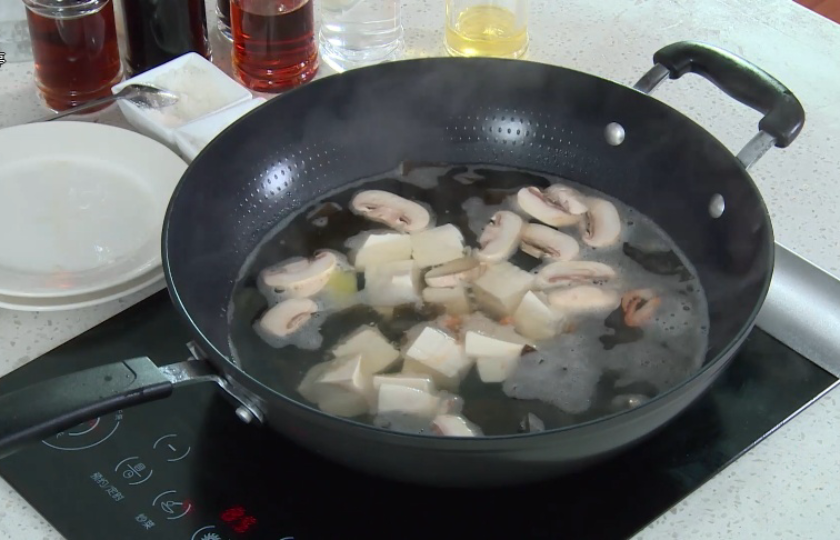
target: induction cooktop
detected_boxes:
[0,291,835,540]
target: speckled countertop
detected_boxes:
[1,0,839,538]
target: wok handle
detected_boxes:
[635,41,804,165]
[0,357,214,460]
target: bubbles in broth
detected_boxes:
[229,164,709,437]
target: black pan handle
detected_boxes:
[634,41,805,167]
[0,357,216,460]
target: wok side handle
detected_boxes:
[0,358,215,460]
[634,41,804,166]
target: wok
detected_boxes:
[0,41,804,487]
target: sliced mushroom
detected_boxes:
[424,257,483,288]
[534,261,616,289]
[476,210,524,263]
[350,190,431,233]
[544,184,589,215]
[258,298,318,337]
[579,197,621,248]
[547,286,620,313]
[520,223,580,261]
[261,251,338,298]
[621,288,661,327]
[516,187,581,228]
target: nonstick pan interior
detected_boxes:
[165,57,772,406]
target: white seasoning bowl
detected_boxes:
[112,53,253,146]
[173,98,267,162]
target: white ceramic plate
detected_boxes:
[0,269,166,312]
[0,122,186,298]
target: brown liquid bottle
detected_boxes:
[231,0,319,93]
[23,0,123,112]
[119,0,211,76]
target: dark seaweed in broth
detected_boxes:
[228,164,709,436]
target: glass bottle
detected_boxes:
[119,0,210,76]
[445,0,529,59]
[319,0,403,72]
[22,0,123,112]
[217,0,232,41]
[231,0,319,93]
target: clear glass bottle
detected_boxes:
[319,0,403,72]
[217,0,232,41]
[22,0,123,112]
[445,0,529,59]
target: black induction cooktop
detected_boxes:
[0,291,835,540]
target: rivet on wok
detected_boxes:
[235,406,255,424]
[709,194,726,218]
[604,122,625,146]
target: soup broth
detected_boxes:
[229,164,709,436]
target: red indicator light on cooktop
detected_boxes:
[220,506,258,534]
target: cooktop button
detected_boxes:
[153,433,191,462]
[114,456,154,486]
[41,411,123,451]
[191,525,226,540]
[152,490,193,521]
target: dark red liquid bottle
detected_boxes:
[120,0,210,75]
[23,0,122,112]
[231,0,319,93]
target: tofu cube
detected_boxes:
[402,358,462,392]
[411,224,466,268]
[513,291,563,341]
[372,373,437,394]
[465,331,525,360]
[350,231,413,271]
[376,383,441,419]
[472,261,534,316]
[332,326,400,374]
[401,326,473,390]
[476,355,520,383]
[364,260,421,307]
[298,354,373,418]
[431,414,481,437]
[422,286,471,315]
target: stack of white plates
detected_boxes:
[0,122,187,311]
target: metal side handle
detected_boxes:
[633,40,805,169]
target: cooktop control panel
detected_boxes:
[14,387,301,540]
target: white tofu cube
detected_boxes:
[513,291,563,341]
[317,391,370,418]
[465,331,525,360]
[350,231,412,271]
[402,358,462,392]
[298,354,373,418]
[331,326,400,374]
[297,361,331,404]
[372,373,436,394]
[403,326,472,379]
[476,355,520,383]
[376,383,441,419]
[472,261,534,316]
[431,414,481,437]
[364,260,421,307]
[411,224,466,268]
[422,286,471,315]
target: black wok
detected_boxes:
[0,41,804,487]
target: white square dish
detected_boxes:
[173,98,267,162]
[112,53,253,146]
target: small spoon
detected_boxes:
[33,84,179,123]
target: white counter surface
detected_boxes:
[1,0,839,538]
